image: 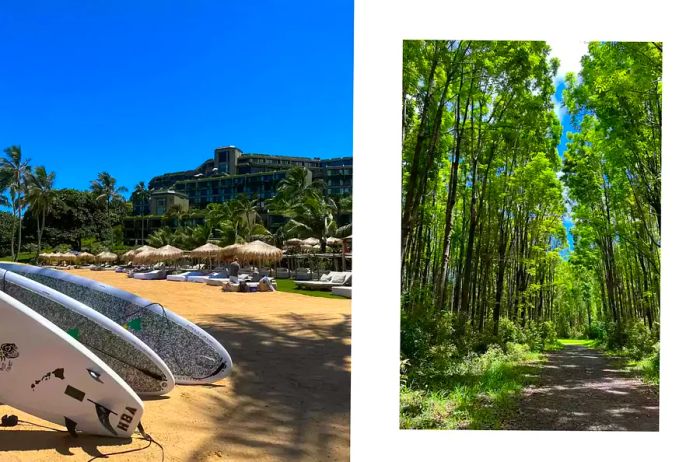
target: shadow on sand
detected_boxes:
[0,427,134,457]
[190,312,351,460]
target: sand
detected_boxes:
[0,269,351,461]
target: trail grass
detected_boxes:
[275,279,346,299]
[400,347,544,429]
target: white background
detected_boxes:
[352,0,700,460]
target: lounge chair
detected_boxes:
[133,269,167,280]
[188,271,229,283]
[167,271,205,282]
[293,268,312,281]
[295,271,352,290]
[275,267,290,279]
[331,286,352,298]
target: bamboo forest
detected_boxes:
[400,41,661,430]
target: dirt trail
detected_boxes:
[506,345,658,431]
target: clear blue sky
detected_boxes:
[0,1,353,196]
[555,79,575,256]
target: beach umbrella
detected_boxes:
[153,245,184,261]
[134,245,156,254]
[190,242,223,268]
[189,243,222,257]
[326,237,343,246]
[78,252,95,262]
[221,243,243,258]
[284,238,303,247]
[96,251,117,262]
[121,249,137,260]
[237,240,283,266]
[302,237,319,246]
[133,248,157,264]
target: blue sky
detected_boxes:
[548,40,588,257]
[0,1,353,196]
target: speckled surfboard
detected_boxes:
[0,263,232,385]
[0,291,144,437]
[0,268,175,396]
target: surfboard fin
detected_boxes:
[65,417,78,437]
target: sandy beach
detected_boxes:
[0,269,351,461]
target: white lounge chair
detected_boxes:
[189,272,229,283]
[133,270,167,280]
[295,271,351,290]
[167,271,205,282]
[332,286,352,298]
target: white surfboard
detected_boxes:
[0,291,144,437]
[0,263,232,385]
[0,268,175,396]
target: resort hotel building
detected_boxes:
[124,146,352,245]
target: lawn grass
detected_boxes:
[274,278,346,299]
[557,338,598,348]
[0,252,35,263]
[400,346,544,429]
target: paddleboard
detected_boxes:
[0,268,175,396]
[0,291,144,437]
[0,263,232,385]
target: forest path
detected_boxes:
[506,345,659,431]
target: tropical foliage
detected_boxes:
[400,40,661,429]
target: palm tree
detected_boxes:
[266,167,324,213]
[1,146,31,260]
[27,166,58,260]
[90,172,127,247]
[131,181,150,245]
[217,196,270,245]
[147,227,176,247]
[280,193,338,252]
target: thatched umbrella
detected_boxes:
[96,251,117,262]
[121,249,136,261]
[133,248,157,264]
[221,243,243,259]
[326,237,343,247]
[134,245,156,255]
[190,243,223,268]
[78,252,95,263]
[302,237,319,246]
[190,243,222,258]
[153,245,184,262]
[237,240,283,267]
[284,238,303,247]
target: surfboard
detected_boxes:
[0,291,144,437]
[0,268,175,396]
[0,263,232,385]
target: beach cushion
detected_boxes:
[330,272,346,284]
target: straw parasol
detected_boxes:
[284,238,303,247]
[78,251,95,262]
[132,248,156,264]
[122,249,137,260]
[96,251,117,262]
[302,237,319,246]
[189,243,222,258]
[326,237,343,246]
[221,243,243,258]
[237,240,283,265]
[153,245,184,261]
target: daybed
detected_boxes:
[167,271,205,282]
[294,271,352,290]
[133,270,167,280]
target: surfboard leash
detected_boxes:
[1,415,164,462]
